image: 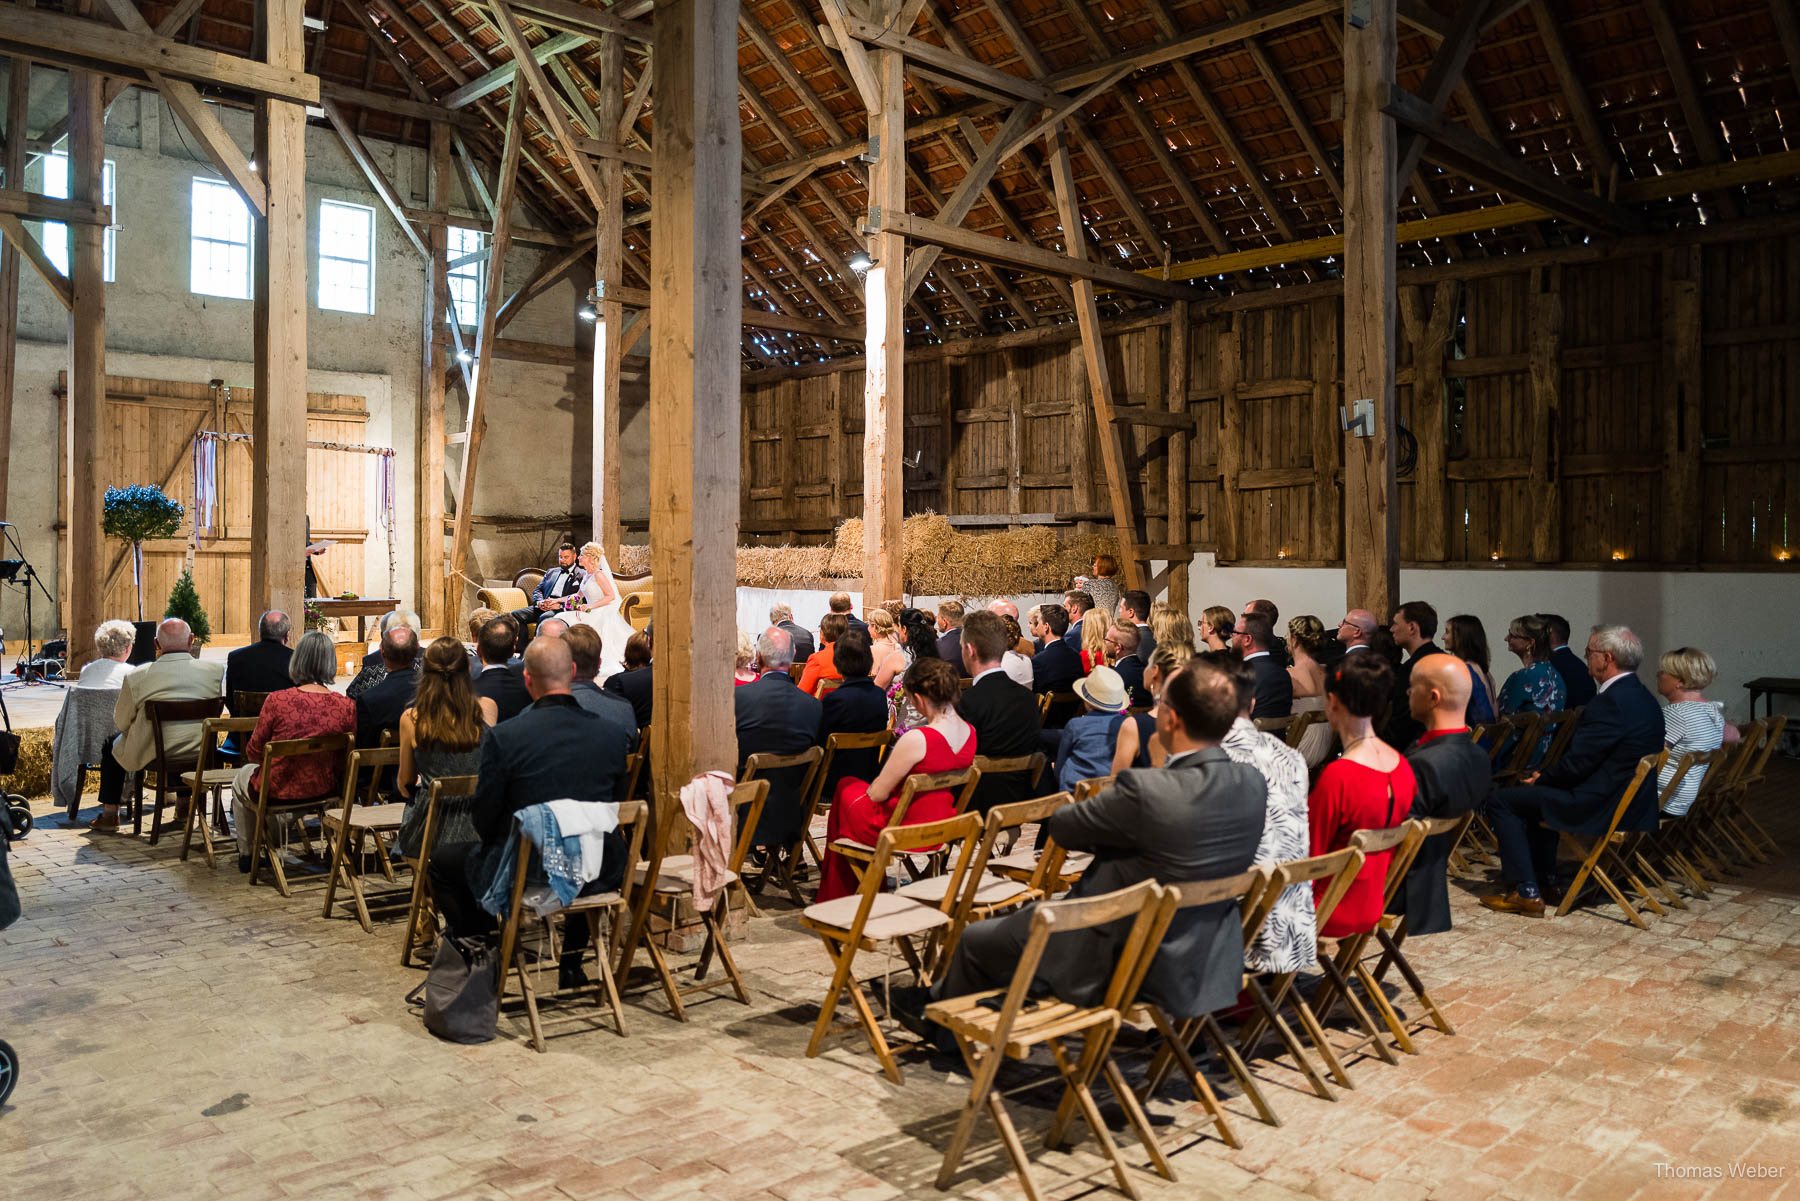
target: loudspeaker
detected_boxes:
[130,621,158,665]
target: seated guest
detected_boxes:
[816,658,976,902]
[1233,612,1293,719]
[1443,613,1498,726]
[428,637,631,987]
[890,608,943,733]
[1198,604,1235,652]
[1539,612,1596,707]
[988,599,1036,657]
[1029,604,1081,695]
[816,630,888,797]
[1150,603,1197,658]
[1286,616,1327,707]
[464,606,498,677]
[1107,620,1147,706]
[1310,653,1415,938]
[1062,590,1096,650]
[231,631,356,871]
[1208,650,1315,975]
[1384,601,1442,749]
[894,655,1266,1042]
[354,625,420,750]
[604,632,655,729]
[1055,666,1129,792]
[868,608,908,689]
[798,613,849,696]
[1654,647,1728,817]
[1244,599,1289,666]
[1498,614,1567,762]
[507,541,585,654]
[562,624,638,751]
[1077,608,1109,675]
[75,620,139,690]
[959,612,1044,815]
[346,610,420,700]
[1120,590,1155,662]
[225,610,296,712]
[829,591,868,639]
[395,636,486,857]
[735,628,822,852]
[771,602,816,662]
[1482,626,1664,916]
[997,614,1034,689]
[734,631,760,686]
[1335,609,1377,656]
[1110,643,1193,774]
[1073,553,1121,621]
[533,615,570,641]
[475,617,531,725]
[934,600,965,671]
[1396,654,1492,935]
[88,618,223,833]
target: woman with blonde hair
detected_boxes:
[1079,608,1109,674]
[1149,603,1197,657]
[733,630,759,686]
[1654,647,1731,816]
[867,607,908,688]
[396,636,485,856]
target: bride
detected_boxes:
[565,541,638,679]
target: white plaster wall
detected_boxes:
[1185,552,1800,726]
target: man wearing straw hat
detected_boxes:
[1054,665,1131,792]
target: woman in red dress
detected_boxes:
[1308,651,1416,938]
[815,658,977,902]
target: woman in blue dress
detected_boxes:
[1497,613,1566,763]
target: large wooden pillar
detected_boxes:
[65,69,106,672]
[1166,301,1190,613]
[591,32,625,562]
[419,122,451,633]
[861,0,906,604]
[1342,0,1400,617]
[0,59,26,527]
[647,0,740,806]
[251,0,309,629]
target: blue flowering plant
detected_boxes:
[103,485,185,619]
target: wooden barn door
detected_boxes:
[57,374,371,640]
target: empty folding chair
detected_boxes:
[1366,813,1475,1044]
[321,747,408,931]
[179,715,257,867]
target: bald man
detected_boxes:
[430,633,633,985]
[92,618,224,832]
[1337,609,1377,653]
[1393,654,1493,935]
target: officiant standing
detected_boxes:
[508,541,586,655]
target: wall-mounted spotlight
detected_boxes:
[847,250,875,277]
[578,284,599,321]
[456,349,474,364]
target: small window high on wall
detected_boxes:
[42,154,117,283]
[318,199,375,314]
[447,226,485,327]
[190,177,252,299]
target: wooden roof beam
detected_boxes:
[739,6,849,143]
[1394,0,1496,187]
[1225,0,1343,205]
[1046,0,1337,91]
[458,0,651,44]
[1642,0,1738,220]
[490,0,608,212]
[1525,0,1618,179]
[443,29,587,109]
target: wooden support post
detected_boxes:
[0,57,26,525]
[645,0,741,845]
[592,31,625,562]
[941,363,959,515]
[1047,127,1144,591]
[1663,247,1702,564]
[1342,0,1400,617]
[1528,267,1563,563]
[420,122,451,633]
[1215,322,1244,565]
[862,0,907,603]
[1310,297,1343,562]
[65,70,106,673]
[1166,301,1191,611]
[1144,327,1168,548]
[1398,282,1456,561]
[1003,352,1025,525]
[1068,345,1094,533]
[828,372,845,513]
[448,91,526,624]
[251,0,310,632]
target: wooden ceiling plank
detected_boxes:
[1642,0,1738,219]
[1526,0,1617,178]
[740,6,848,142]
[883,209,1201,302]
[903,101,1037,298]
[1226,0,1343,205]
[1045,0,1337,91]
[462,0,652,44]
[817,0,882,112]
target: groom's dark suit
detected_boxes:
[509,564,586,652]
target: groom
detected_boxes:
[509,542,586,655]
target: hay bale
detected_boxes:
[820,512,1120,597]
[1,728,55,800]
[736,544,830,590]
[616,544,652,577]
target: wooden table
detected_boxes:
[1744,677,1800,721]
[308,597,399,644]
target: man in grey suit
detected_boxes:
[895,655,1266,1043]
[770,603,816,663]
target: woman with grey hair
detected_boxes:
[232,630,356,874]
[75,620,139,690]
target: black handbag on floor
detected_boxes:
[412,935,499,1044]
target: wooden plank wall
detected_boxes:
[740,231,1800,572]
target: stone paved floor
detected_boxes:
[2,765,1798,1201]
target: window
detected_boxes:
[447,226,485,327]
[317,199,375,314]
[42,154,118,282]
[190,177,253,299]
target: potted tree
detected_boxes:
[102,485,184,621]
[164,569,211,649]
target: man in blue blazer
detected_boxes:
[735,628,823,848]
[1539,612,1596,707]
[507,542,586,654]
[1481,625,1665,916]
[1029,603,1081,695]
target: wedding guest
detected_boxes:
[891,609,942,731]
[563,624,638,748]
[1150,603,1196,658]
[225,610,296,711]
[1286,616,1327,705]
[1199,604,1236,651]
[1055,666,1129,792]
[604,632,655,728]
[1498,614,1566,762]
[346,610,420,700]
[934,601,966,671]
[1110,643,1192,773]
[1442,613,1498,727]
[88,619,223,833]
[1232,612,1292,719]
[735,628,822,852]
[1384,601,1442,749]
[867,608,907,689]
[816,631,888,797]
[464,606,497,677]
[75,620,138,690]
[1063,590,1096,650]
[474,617,530,725]
[960,612,1043,815]
[1107,620,1147,707]
[998,614,1034,689]
[354,625,420,751]
[1029,604,1081,696]
[989,599,1036,656]
[1120,590,1155,662]
[1078,609,1109,675]
[1245,599,1289,666]
[1654,647,1728,817]
[395,636,485,857]
[734,631,760,687]
[828,591,868,639]
[1073,554,1121,620]
[1538,612,1596,708]
[771,603,816,662]
[798,613,849,695]
[1395,654,1491,935]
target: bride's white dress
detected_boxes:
[568,561,638,680]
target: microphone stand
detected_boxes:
[0,522,64,691]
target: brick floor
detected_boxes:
[2,764,1797,1201]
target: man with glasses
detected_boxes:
[1106,620,1148,707]
[1337,610,1377,655]
[1231,612,1292,719]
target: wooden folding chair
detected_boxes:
[624,780,770,1021]
[621,749,646,802]
[1535,709,1581,771]
[739,744,824,910]
[399,774,477,967]
[1042,690,1081,728]
[965,751,1047,815]
[801,813,982,1083]
[1714,714,1785,861]
[496,799,649,1050]
[1552,752,1665,929]
[321,747,408,931]
[246,734,356,895]
[231,691,272,717]
[136,696,227,843]
[179,715,256,866]
[1035,693,1053,726]
[1253,714,1296,738]
[791,730,893,887]
[1683,722,1767,872]
[827,766,981,886]
[1492,712,1546,785]
[1236,847,1367,1102]
[1631,749,1720,908]
[1129,866,1273,1154]
[1285,710,1324,750]
[928,880,1177,1198]
[813,677,843,699]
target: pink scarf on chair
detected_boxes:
[679,770,737,910]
